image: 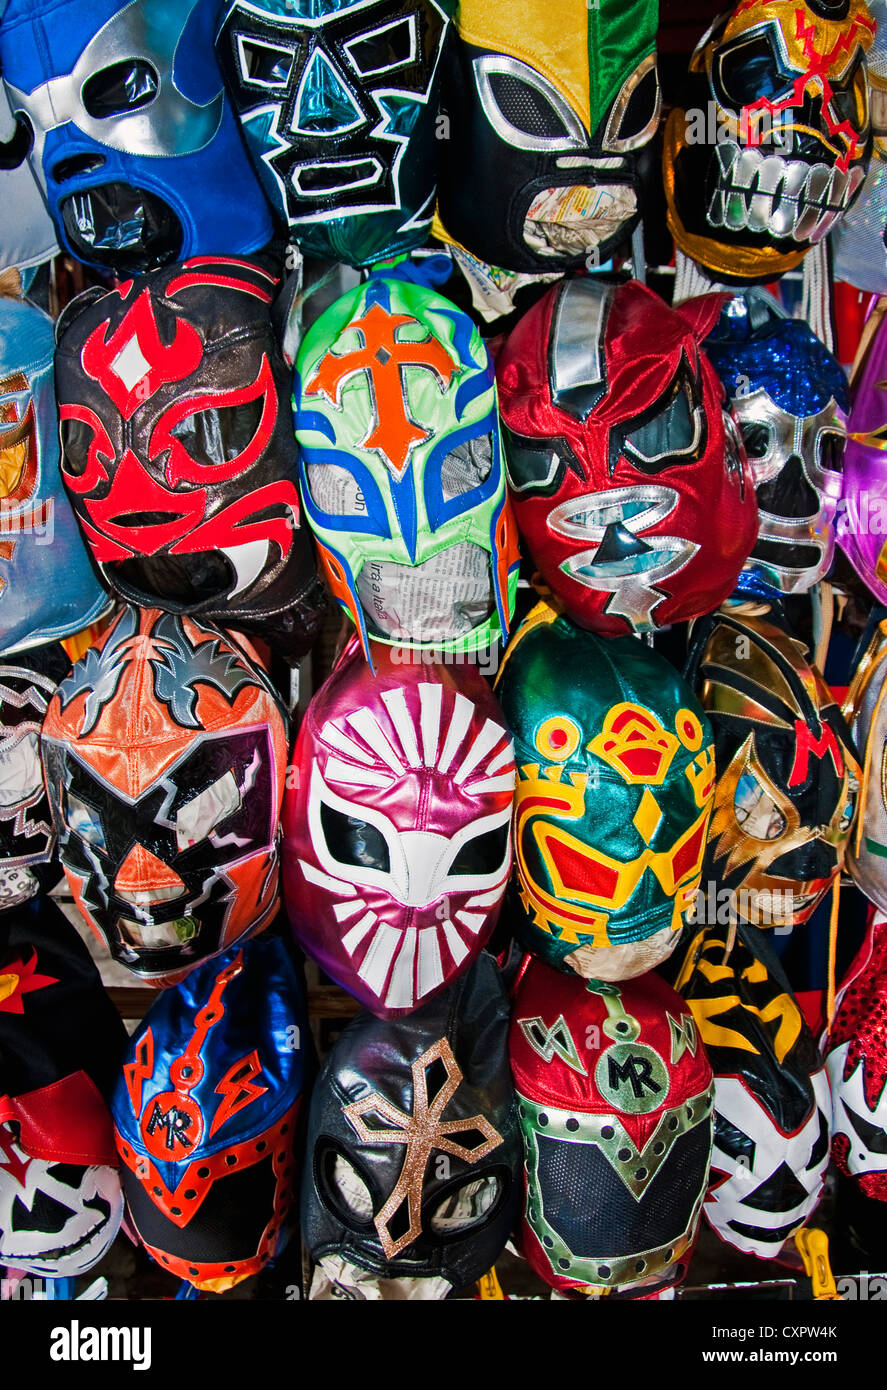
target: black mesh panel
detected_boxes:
[535,1124,709,1258]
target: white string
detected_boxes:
[798,240,834,350]
[673,248,726,303]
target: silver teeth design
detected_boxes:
[708,141,862,243]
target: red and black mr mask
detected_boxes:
[53,257,325,660]
[495,278,758,636]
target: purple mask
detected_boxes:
[838,310,887,601]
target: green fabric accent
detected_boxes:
[588,0,658,130]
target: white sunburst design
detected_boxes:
[299,683,517,1009]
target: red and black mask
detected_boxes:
[495,278,758,636]
[53,257,326,660]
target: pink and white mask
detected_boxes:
[282,640,516,1017]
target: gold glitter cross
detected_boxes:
[342,1037,503,1258]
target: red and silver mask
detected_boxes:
[282,639,515,1017]
[495,277,758,636]
[53,256,325,660]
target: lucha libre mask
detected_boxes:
[687,609,860,932]
[435,0,661,273]
[668,920,831,1259]
[495,602,716,982]
[0,643,71,910]
[282,638,515,1017]
[495,277,757,637]
[0,895,127,1278]
[54,257,326,661]
[832,0,887,291]
[113,932,307,1292]
[216,0,453,268]
[294,274,518,659]
[663,0,875,284]
[838,307,887,605]
[42,606,289,985]
[301,952,520,1297]
[0,0,275,273]
[827,910,887,1200]
[704,290,849,594]
[0,83,58,276]
[0,295,109,659]
[510,956,714,1295]
[843,620,887,908]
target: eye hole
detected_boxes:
[0,730,42,808]
[344,15,416,77]
[82,60,159,119]
[320,801,391,872]
[740,421,774,459]
[604,56,661,153]
[305,462,369,518]
[734,771,786,840]
[817,429,845,473]
[474,54,586,152]
[838,779,857,835]
[715,33,794,110]
[829,61,868,129]
[429,1176,500,1234]
[176,772,242,852]
[46,1163,87,1188]
[319,1149,376,1229]
[614,371,704,474]
[449,823,510,877]
[59,417,98,478]
[440,434,493,502]
[501,425,579,496]
[169,398,264,470]
[65,793,106,851]
[237,36,295,89]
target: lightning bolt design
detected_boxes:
[210,1050,268,1137]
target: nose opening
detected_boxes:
[756,455,820,518]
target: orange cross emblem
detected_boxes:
[304,301,458,475]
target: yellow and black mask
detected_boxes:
[686,609,860,931]
[435,0,661,273]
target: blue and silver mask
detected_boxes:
[0,296,109,657]
[0,0,275,272]
[704,290,849,594]
[216,0,453,267]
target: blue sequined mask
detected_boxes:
[704,291,850,594]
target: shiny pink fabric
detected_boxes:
[281,639,516,1017]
